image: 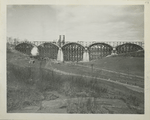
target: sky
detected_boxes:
[7,5,144,42]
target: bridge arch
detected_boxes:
[15,42,34,55]
[37,42,59,59]
[88,42,113,60]
[116,43,144,54]
[62,42,85,61]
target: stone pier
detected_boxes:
[57,48,64,62]
[111,47,117,55]
[83,48,89,62]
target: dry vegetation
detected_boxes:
[7,46,144,114]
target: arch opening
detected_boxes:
[62,42,85,61]
[116,43,144,54]
[88,43,113,60]
[38,42,59,59]
[15,43,34,55]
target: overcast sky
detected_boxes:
[7,5,144,42]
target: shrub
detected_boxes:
[67,97,100,113]
[7,88,44,112]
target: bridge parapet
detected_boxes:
[8,39,144,49]
[87,41,144,49]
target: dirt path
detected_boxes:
[44,61,144,93]
[74,63,144,79]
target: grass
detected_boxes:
[7,49,144,113]
[7,62,144,113]
[51,61,144,88]
[79,56,144,76]
[7,88,43,111]
[67,97,100,113]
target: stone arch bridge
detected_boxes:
[14,41,144,62]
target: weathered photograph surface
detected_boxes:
[7,5,144,113]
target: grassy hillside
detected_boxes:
[80,56,144,76]
[7,48,144,113]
